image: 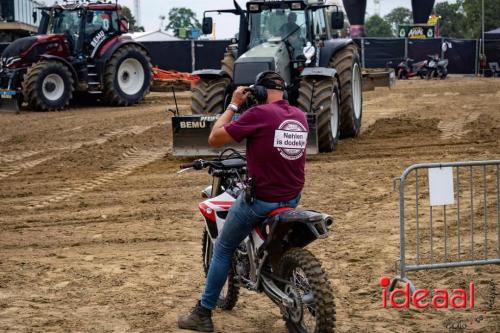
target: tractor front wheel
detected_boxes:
[297,76,340,153]
[103,45,152,106]
[191,76,230,115]
[329,44,363,138]
[22,60,74,111]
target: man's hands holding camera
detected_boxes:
[228,86,251,113]
[210,87,250,146]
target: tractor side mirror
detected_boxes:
[32,11,38,24]
[202,17,213,35]
[331,11,344,30]
[120,18,129,33]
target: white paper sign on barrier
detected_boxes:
[428,167,455,206]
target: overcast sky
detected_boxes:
[120,0,455,38]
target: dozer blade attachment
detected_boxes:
[0,90,20,113]
[172,114,319,157]
[362,68,396,91]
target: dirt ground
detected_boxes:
[1,77,499,333]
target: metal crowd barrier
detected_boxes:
[391,160,500,292]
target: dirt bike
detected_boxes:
[178,149,336,333]
[396,58,428,79]
[426,54,449,80]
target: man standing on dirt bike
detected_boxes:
[178,71,309,332]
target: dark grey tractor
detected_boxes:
[172,0,390,156]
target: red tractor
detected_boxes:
[0,1,152,112]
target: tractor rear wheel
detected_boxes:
[22,60,74,111]
[297,76,340,152]
[103,44,152,106]
[191,76,230,115]
[329,44,363,138]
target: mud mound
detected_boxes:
[1,78,500,333]
[464,114,500,141]
[363,116,441,139]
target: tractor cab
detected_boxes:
[202,0,344,86]
[246,1,342,54]
[38,3,125,57]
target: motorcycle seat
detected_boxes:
[257,209,332,256]
[268,208,323,224]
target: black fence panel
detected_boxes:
[362,38,405,69]
[485,40,500,64]
[0,43,9,54]
[141,41,192,72]
[194,40,231,70]
[407,38,441,63]
[445,39,477,74]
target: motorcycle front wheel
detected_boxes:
[440,68,448,79]
[426,70,433,80]
[201,230,240,310]
[279,248,336,333]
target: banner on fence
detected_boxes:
[399,25,436,39]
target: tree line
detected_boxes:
[366,0,500,38]
[122,6,200,38]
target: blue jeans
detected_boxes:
[200,193,300,310]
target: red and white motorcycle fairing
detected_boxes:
[198,191,265,249]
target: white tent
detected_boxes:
[126,30,181,42]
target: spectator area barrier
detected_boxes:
[0,39,498,75]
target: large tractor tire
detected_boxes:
[22,60,74,111]
[297,76,340,153]
[191,76,230,115]
[329,44,363,138]
[221,50,235,79]
[103,44,152,106]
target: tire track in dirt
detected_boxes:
[438,112,480,140]
[26,147,165,210]
[0,156,54,180]
[0,150,42,164]
[0,122,167,182]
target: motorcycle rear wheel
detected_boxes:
[201,230,239,310]
[279,248,336,333]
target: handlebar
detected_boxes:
[180,161,197,169]
[178,158,247,173]
[179,159,204,170]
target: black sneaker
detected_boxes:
[178,301,214,332]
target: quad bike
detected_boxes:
[0,0,152,112]
[425,54,448,80]
[396,58,428,79]
[172,0,395,156]
[178,150,336,332]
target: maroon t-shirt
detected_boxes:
[224,100,308,202]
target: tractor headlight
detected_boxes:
[4,57,21,68]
